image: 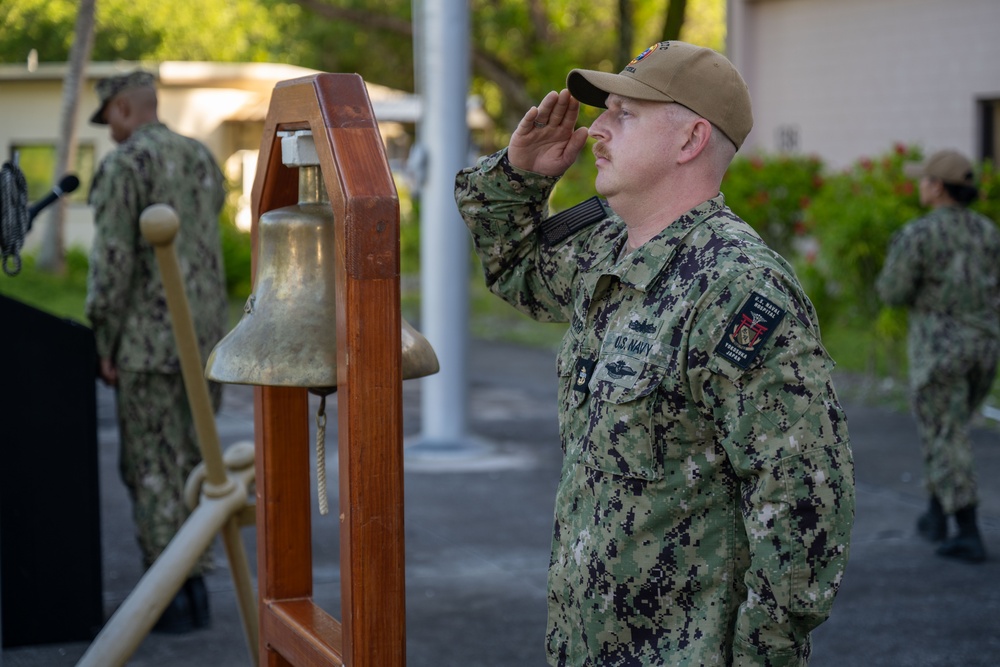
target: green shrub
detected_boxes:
[803,144,923,328]
[972,158,1000,223]
[800,144,921,376]
[218,212,253,301]
[0,247,90,322]
[722,152,825,260]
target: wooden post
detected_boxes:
[251,74,405,667]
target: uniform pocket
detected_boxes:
[581,354,665,480]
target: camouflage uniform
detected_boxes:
[86,122,227,572]
[456,150,855,667]
[876,205,1000,515]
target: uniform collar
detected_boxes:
[601,194,727,291]
[121,121,167,145]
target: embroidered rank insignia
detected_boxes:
[627,318,658,336]
[714,292,785,369]
[572,357,596,393]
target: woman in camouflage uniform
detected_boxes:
[877,149,999,563]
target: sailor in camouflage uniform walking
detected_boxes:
[86,70,228,631]
[877,149,999,563]
[455,42,855,666]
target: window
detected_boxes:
[978,98,1000,163]
[8,143,95,204]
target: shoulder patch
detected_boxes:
[714,292,785,369]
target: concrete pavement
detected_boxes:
[2,338,999,666]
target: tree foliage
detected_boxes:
[1,0,725,137]
[662,0,689,41]
[0,0,301,64]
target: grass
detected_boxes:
[0,250,90,323]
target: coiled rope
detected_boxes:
[0,161,29,276]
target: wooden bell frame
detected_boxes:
[250,73,405,667]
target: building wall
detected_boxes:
[730,0,1000,168]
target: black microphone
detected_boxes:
[28,174,81,222]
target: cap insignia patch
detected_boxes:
[628,44,658,67]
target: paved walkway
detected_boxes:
[3,339,999,666]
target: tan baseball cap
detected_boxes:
[904,149,975,186]
[90,70,156,125]
[566,41,753,149]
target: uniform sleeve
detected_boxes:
[692,274,855,666]
[85,155,143,361]
[454,149,583,323]
[876,225,922,307]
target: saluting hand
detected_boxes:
[508,89,590,177]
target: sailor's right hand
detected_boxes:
[508,89,590,177]
[98,356,118,387]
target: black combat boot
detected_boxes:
[185,575,211,629]
[937,505,987,563]
[152,586,195,634]
[917,496,947,542]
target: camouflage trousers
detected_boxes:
[911,358,996,515]
[116,370,223,574]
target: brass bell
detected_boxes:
[205,133,438,393]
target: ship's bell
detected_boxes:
[204,158,439,393]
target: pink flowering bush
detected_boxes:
[801,143,923,330]
[721,152,825,261]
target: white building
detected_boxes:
[727,0,1000,168]
[0,60,489,250]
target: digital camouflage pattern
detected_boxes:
[876,205,1000,514]
[86,122,228,372]
[117,370,221,572]
[87,122,228,571]
[456,150,855,667]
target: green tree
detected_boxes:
[2,0,725,137]
[662,0,688,41]
[0,0,300,65]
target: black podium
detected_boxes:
[0,294,104,647]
